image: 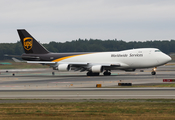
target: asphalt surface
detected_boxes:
[0,65,174,99]
[0,88,174,99]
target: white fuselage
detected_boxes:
[57,48,171,70]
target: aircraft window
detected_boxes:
[155,50,161,52]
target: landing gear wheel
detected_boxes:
[151,67,157,75]
[103,72,111,76]
[87,71,99,76]
[151,71,156,75]
[93,73,100,76]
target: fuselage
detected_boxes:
[22,48,171,70]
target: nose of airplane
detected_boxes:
[157,54,171,65]
[162,54,172,63]
[166,55,172,62]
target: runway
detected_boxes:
[0,88,175,99]
[0,65,175,99]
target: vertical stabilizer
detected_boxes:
[17,29,49,54]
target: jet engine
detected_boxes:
[91,65,104,73]
[58,64,71,71]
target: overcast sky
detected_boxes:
[0,0,175,43]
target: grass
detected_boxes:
[0,101,175,120]
[0,60,48,69]
[115,83,175,88]
[132,83,175,87]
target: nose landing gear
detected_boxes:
[151,67,157,75]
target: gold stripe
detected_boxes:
[52,53,93,62]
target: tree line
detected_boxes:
[1,39,175,60]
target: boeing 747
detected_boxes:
[14,29,171,76]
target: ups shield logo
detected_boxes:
[23,37,33,51]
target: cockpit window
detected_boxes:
[155,50,161,52]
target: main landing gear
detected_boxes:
[86,70,112,76]
[103,70,111,76]
[151,67,157,75]
[87,71,99,76]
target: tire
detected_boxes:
[94,73,99,76]
[87,72,92,76]
[103,72,111,76]
[87,72,99,76]
[151,71,156,75]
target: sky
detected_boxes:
[0,0,175,43]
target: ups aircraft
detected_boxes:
[12,29,171,76]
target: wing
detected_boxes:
[27,61,87,66]
[26,61,128,71]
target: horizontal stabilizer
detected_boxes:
[12,58,26,62]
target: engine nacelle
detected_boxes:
[91,65,103,73]
[58,64,70,71]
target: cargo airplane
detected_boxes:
[14,29,171,76]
